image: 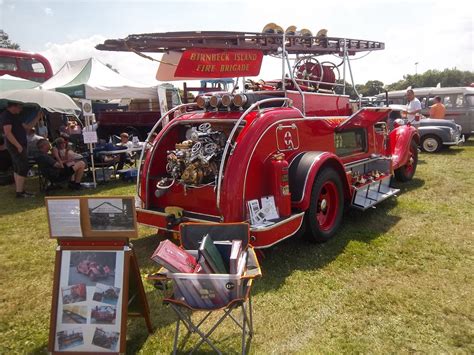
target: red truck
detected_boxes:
[97,30,419,248]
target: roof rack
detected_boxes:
[96,31,384,56]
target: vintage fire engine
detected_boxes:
[97,28,419,248]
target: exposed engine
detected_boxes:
[157,123,226,188]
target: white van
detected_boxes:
[376,87,474,138]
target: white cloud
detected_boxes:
[41,35,162,86]
[44,7,53,16]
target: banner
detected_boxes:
[174,49,263,78]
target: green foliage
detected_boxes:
[0,30,20,50]
[386,68,474,91]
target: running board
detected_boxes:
[351,176,399,210]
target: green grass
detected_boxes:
[1,141,473,354]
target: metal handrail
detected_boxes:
[136,102,200,198]
[216,97,291,209]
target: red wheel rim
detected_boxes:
[316,181,339,231]
[405,145,417,175]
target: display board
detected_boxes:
[45,196,139,239]
[46,196,151,354]
[49,246,129,353]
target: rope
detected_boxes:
[124,42,177,66]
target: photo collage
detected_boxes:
[54,250,124,352]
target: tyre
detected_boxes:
[305,168,344,243]
[394,140,418,182]
[421,134,441,153]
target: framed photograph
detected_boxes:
[49,246,129,353]
[82,197,138,238]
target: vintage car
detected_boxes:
[388,105,464,152]
[91,306,116,323]
[97,29,419,248]
[76,260,112,281]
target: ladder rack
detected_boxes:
[96,31,384,55]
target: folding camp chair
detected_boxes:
[152,223,261,355]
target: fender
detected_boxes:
[389,125,420,170]
[418,126,451,143]
[288,151,350,211]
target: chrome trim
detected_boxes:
[136,103,200,206]
[250,212,305,249]
[216,97,291,209]
[444,135,465,145]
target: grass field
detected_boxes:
[0,141,473,354]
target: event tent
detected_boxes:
[40,58,158,100]
[0,74,40,92]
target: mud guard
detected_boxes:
[288,151,350,211]
[389,125,420,170]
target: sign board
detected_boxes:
[174,49,263,78]
[83,131,98,144]
[80,99,93,117]
[46,197,139,239]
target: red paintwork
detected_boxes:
[389,125,419,169]
[0,48,53,83]
[137,93,418,248]
[316,181,339,231]
[76,260,111,280]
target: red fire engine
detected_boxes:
[97,29,419,248]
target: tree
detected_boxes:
[357,80,385,97]
[0,30,20,50]
[386,68,474,91]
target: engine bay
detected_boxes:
[157,123,228,189]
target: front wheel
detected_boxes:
[394,140,418,182]
[305,168,344,243]
[421,135,441,153]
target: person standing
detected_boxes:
[405,89,422,126]
[0,103,43,197]
[429,96,446,119]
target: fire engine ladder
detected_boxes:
[96,31,384,55]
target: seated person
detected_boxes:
[116,132,134,170]
[36,139,85,189]
[52,137,85,169]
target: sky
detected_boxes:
[1,0,473,87]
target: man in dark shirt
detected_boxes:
[0,102,43,197]
[36,139,84,189]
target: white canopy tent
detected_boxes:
[41,58,158,100]
[0,74,40,92]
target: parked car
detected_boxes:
[76,260,112,281]
[376,87,474,139]
[388,105,464,152]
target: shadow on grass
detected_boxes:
[0,178,136,217]
[391,177,425,193]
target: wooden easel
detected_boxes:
[46,197,152,354]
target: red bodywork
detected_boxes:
[76,260,111,280]
[0,48,53,83]
[91,306,116,323]
[136,91,419,248]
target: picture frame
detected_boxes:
[45,196,138,239]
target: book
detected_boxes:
[151,239,197,273]
[195,253,213,274]
[229,240,243,274]
[199,234,228,274]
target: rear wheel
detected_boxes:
[305,168,344,243]
[394,140,418,182]
[421,134,441,153]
